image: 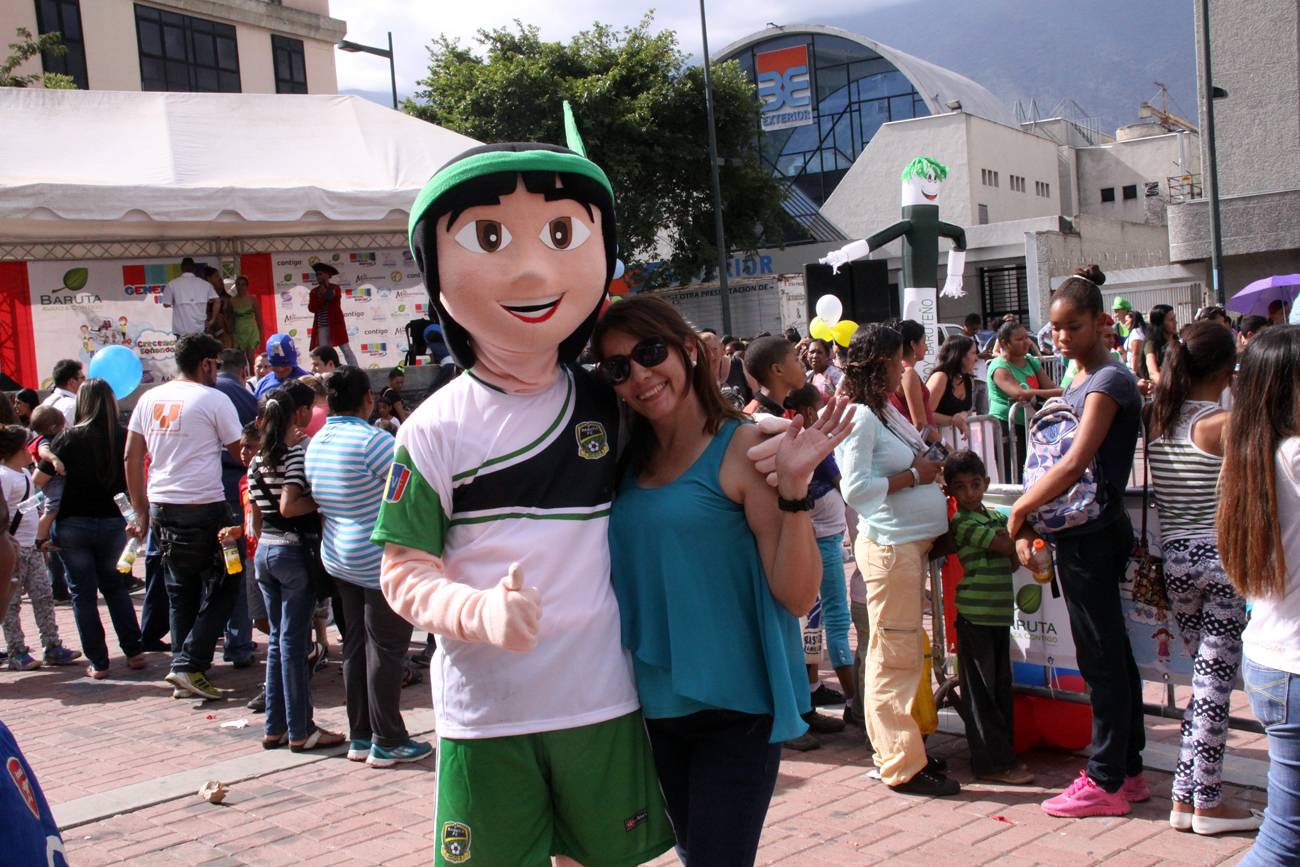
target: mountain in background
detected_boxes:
[348,0,1199,140]
[821,0,1198,137]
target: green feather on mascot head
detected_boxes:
[408,104,619,379]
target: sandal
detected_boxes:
[262,732,288,750]
[289,728,345,752]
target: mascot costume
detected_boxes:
[372,107,675,867]
[819,156,968,374]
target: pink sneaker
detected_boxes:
[1042,771,1131,818]
[1120,773,1151,802]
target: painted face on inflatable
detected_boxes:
[435,176,606,358]
[901,173,942,206]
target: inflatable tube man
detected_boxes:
[371,108,674,867]
[821,157,968,372]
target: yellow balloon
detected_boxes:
[809,317,833,341]
[832,319,858,346]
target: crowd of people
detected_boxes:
[3,266,1300,866]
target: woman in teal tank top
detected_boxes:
[595,295,853,867]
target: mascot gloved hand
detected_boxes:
[371,104,675,867]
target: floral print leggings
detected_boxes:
[1163,538,1249,809]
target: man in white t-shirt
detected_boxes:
[160,258,218,337]
[41,359,84,427]
[125,333,243,700]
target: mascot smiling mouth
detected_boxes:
[921,184,940,200]
[502,295,563,323]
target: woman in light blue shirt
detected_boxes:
[835,324,953,797]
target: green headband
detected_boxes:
[407,104,614,243]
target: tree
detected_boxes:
[1,27,76,89]
[405,15,793,287]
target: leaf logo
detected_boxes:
[63,268,89,290]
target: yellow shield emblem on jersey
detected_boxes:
[576,421,609,459]
[441,822,471,863]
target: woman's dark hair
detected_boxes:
[66,379,121,488]
[591,294,744,474]
[935,334,975,389]
[325,366,371,415]
[1219,325,1300,600]
[0,424,27,461]
[809,338,831,354]
[410,149,618,370]
[896,320,926,358]
[1051,265,1107,318]
[842,323,902,414]
[281,379,315,414]
[257,388,296,463]
[1150,322,1237,440]
[1147,304,1175,371]
[996,320,1027,353]
[0,396,19,427]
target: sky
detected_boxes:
[328,0,1197,136]
[328,0,909,102]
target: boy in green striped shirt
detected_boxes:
[945,450,1036,785]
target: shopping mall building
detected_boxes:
[650,24,1209,339]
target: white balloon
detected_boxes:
[815,294,843,326]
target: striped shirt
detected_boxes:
[1148,400,1223,544]
[304,416,394,589]
[950,505,1015,627]
[247,443,309,534]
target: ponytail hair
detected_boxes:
[1150,321,1237,440]
[257,388,295,463]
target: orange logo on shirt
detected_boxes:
[153,401,183,430]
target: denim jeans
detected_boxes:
[222,535,254,664]
[644,710,782,867]
[1055,514,1144,792]
[151,501,240,674]
[51,516,143,671]
[255,539,319,741]
[1239,658,1300,867]
[816,533,852,668]
[138,529,171,648]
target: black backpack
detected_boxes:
[404,318,434,366]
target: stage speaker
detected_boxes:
[803,259,897,330]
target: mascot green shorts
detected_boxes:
[435,710,675,867]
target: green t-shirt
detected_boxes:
[986,355,1043,426]
[951,505,1015,627]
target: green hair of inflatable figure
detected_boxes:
[901,157,948,183]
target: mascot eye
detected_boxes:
[455,220,512,253]
[539,216,590,251]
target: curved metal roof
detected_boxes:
[714,23,1017,129]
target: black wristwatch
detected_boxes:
[777,493,815,512]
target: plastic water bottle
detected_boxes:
[1030,539,1054,585]
[117,536,142,573]
[16,493,41,515]
[221,538,241,575]
[113,493,141,573]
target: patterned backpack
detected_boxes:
[1022,397,1107,534]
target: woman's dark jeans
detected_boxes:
[644,710,782,867]
[1239,658,1300,867]
[1055,514,1144,793]
[52,516,143,671]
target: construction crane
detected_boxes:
[1140,83,1199,133]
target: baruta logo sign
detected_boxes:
[756,45,813,131]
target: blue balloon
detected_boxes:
[87,344,143,399]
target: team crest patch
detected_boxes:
[385,463,412,503]
[624,807,648,832]
[576,421,609,459]
[441,821,471,863]
[7,756,39,819]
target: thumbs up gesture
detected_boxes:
[479,562,543,652]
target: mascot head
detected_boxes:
[408,105,617,371]
[900,156,948,207]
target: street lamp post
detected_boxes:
[1199,0,1226,304]
[337,31,398,110]
[699,0,732,334]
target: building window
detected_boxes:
[1035,181,1051,198]
[981,169,1000,188]
[272,34,307,94]
[981,265,1029,324]
[978,204,989,225]
[1122,184,1138,200]
[34,0,88,89]
[1100,187,1116,203]
[135,4,240,93]
[1009,174,1025,193]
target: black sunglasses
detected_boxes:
[598,336,670,385]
